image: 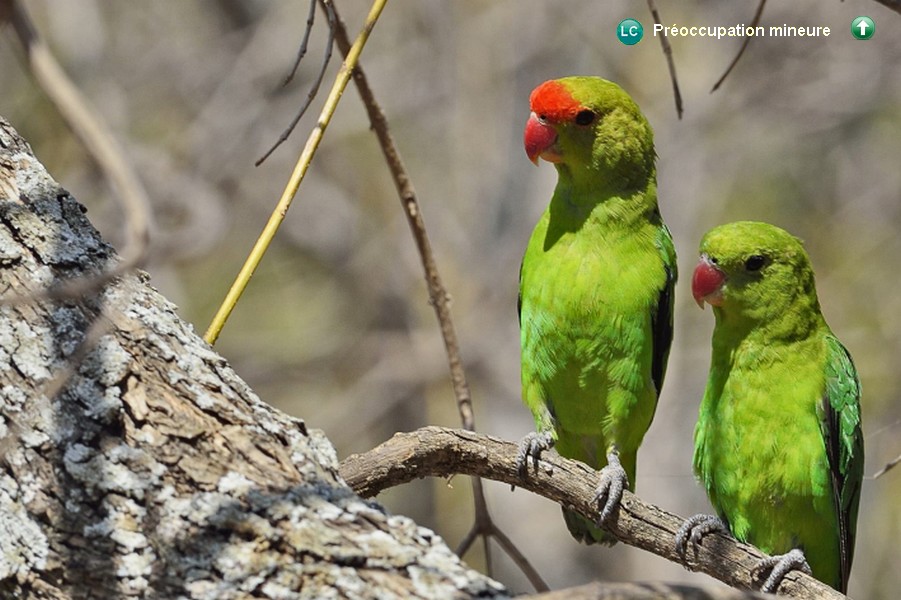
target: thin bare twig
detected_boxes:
[710,0,767,93]
[453,472,547,589]
[255,0,335,166]
[4,0,153,301]
[283,0,318,86]
[325,0,547,591]
[646,0,683,119]
[873,453,900,479]
[204,0,384,344]
[41,305,115,402]
[483,520,548,592]
[324,0,473,437]
[4,0,155,406]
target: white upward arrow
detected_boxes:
[857,21,869,36]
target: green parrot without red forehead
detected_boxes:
[516,76,676,544]
[681,221,863,594]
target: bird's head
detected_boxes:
[692,221,820,328]
[524,76,654,187]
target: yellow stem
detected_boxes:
[204,0,388,345]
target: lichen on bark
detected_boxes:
[0,117,507,599]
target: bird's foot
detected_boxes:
[674,514,728,558]
[514,431,554,485]
[752,548,812,593]
[592,452,629,524]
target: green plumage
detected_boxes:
[519,77,676,543]
[693,222,863,592]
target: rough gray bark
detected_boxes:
[0,117,508,599]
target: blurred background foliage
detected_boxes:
[1,0,899,596]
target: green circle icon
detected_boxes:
[617,19,644,45]
[851,16,875,40]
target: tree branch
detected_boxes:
[710,0,766,93]
[255,0,335,166]
[873,452,900,478]
[4,0,152,297]
[327,0,548,592]
[646,0,683,119]
[327,0,475,433]
[203,0,385,344]
[340,427,850,600]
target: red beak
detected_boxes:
[692,256,726,308]
[524,112,557,165]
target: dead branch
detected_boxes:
[710,0,767,93]
[255,0,336,166]
[340,427,850,600]
[873,452,900,478]
[646,0,683,119]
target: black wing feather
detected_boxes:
[650,263,676,397]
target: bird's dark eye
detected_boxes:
[744,255,767,272]
[575,110,596,126]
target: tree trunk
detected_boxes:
[0,116,507,599]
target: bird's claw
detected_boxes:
[753,548,812,593]
[514,431,555,483]
[593,452,628,524]
[674,514,728,558]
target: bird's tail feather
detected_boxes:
[562,507,617,546]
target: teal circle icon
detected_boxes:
[617,19,644,45]
[851,16,875,40]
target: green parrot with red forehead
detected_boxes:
[515,76,676,544]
